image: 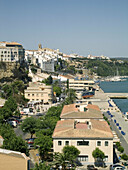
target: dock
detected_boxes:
[105,93,128,99]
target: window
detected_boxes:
[58,141,62,146]
[77,141,89,146]
[97,141,101,146]
[103,156,108,162]
[36,94,39,96]
[78,156,88,162]
[32,94,34,96]
[65,141,69,145]
[4,51,7,53]
[105,141,108,146]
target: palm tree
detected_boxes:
[52,152,68,170]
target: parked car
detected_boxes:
[87,165,98,170]
[27,144,34,149]
[110,164,126,170]
[8,120,17,128]
[28,138,35,144]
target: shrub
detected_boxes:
[115,142,121,148]
[121,154,128,160]
[118,146,124,153]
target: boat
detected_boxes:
[82,90,95,99]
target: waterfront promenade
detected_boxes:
[91,87,128,154]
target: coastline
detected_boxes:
[93,85,128,153]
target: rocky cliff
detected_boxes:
[0,62,20,80]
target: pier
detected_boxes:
[106,93,128,99]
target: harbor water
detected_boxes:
[100,78,128,112]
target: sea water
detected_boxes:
[100,79,128,112]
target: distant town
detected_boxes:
[0,41,128,170]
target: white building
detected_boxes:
[0,42,25,63]
[53,119,113,165]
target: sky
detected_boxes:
[0,0,128,57]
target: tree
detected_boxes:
[63,145,80,165]
[21,117,37,138]
[67,79,69,89]
[2,136,29,156]
[33,162,50,170]
[0,124,28,156]
[53,86,61,97]
[4,96,17,113]
[53,152,67,170]
[34,134,52,160]
[118,146,124,153]
[92,148,105,163]
[121,154,128,160]
[53,146,80,170]
[44,75,53,85]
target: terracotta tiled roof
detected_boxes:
[87,104,100,111]
[60,75,75,79]
[60,104,103,119]
[0,42,22,45]
[60,104,78,117]
[52,119,113,139]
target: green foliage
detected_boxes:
[21,117,37,138]
[86,60,128,76]
[0,96,17,120]
[118,146,124,153]
[4,96,17,113]
[92,148,105,160]
[103,116,110,125]
[0,124,28,155]
[78,70,83,74]
[43,75,53,85]
[53,86,61,97]
[1,80,27,105]
[121,154,128,160]
[64,89,76,105]
[53,152,67,169]
[3,136,29,156]
[34,134,52,160]
[67,79,69,89]
[53,146,80,169]
[31,67,37,74]
[33,162,50,170]
[63,145,80,163]
[115,142,124,153]
[115,142,121,148]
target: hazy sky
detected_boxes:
[0,0,128,57]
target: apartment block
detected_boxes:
[24,82,53,104]
[0,42,25,63]
[69,79,95,91]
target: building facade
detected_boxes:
[52,119,113,165]
[69,79,95,91]
[0,42,25,63]
[24,82,53,104]
[0,149,30,170]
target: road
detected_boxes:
[104,112,128,155]
[14,126,30,140]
